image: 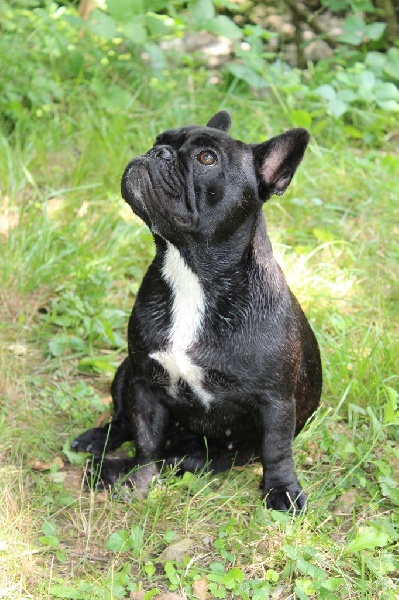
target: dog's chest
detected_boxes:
[149,242,214,407]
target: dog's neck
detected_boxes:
[154,210,274,286]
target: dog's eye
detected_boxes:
[197,150,217,166]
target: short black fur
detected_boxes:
[72,112,322,513]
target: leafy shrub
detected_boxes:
[0,0,397,143]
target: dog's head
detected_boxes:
[121,111,309,243]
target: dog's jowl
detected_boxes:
[72,111,322,512]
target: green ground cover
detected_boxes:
[0,3,398,599]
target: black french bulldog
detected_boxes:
[72,111,322,513]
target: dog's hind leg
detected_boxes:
[165,426,256,474]
[71,357,133,454]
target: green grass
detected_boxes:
[0,79,398,600]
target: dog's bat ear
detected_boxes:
[253,128,310,199]
[206,111,232,132]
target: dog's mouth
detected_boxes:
[121,164,150,223]
[122,157,199,234]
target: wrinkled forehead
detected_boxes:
[155,125,237,152]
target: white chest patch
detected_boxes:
[150,242,213,407]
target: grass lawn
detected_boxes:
[0,80,398,599]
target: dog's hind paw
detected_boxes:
[84,457,158,500]
[85,456,135,489]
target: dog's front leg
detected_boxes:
[259,397,306,513]
[125,379,170,496]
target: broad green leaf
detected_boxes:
[78,356,116,373]
[337,89,357,103]
[290,109,312,128]
[144,561,156,577]
[122,19,147,44]
[315,84,336,102]
[204,15,242,40]
[383,385,398,424]
[384,48,399,81]
[377,99,399,111]
[365,21,386,41]
[313,228,335,242]
[208,583,227,599]
[342,14,366,31]
[321,576,346,591]
[224,567,244,589]
[365,51,386,72]
[39,535,59,548]
[62,441,89,466]
[105,529,131,552]
[164,561,180,585]
[49,585,87,599]
[210,561,226,574]
[48,336,68,357]
[146,13,170,36]
[97,84,132,113]
[336,15,366,46]
[190,0,215,21]
[374,82,399,101]
[42,521,57,537]
[143,0,169,9]
[343,125,363,139]
[328,97,347,118]
[297,556,328,580]
[357,70,376,91]
[108,0,144,20]
[265,568,279,582]
[48,335,86,356]
[345,526,391,554]
[144,41,166,72]
[336,31,363,45]
[379,476,399,505]
[87,9,117,40]
[143,590,161,600]
[227,63,266,89]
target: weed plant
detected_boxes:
[0,3,398,599]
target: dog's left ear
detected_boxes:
[253,128,310,199]
[206,111,232,132]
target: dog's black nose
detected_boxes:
[154,146,173,160]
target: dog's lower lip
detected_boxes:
[174,215,191,227]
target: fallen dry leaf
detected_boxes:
[95,411,112,427]
[130,592,145,600]
[333,488,358,514]
[130,594,184,600]
[7,343,27,356]
[155,594,185,600]
[192,577,209,599]
[95,490,109,503]
[158,538,195,562]
[30,457,64,471]
[101,395,113,406]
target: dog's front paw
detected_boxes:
[71,426,113,454]
[71,423,128,455]
[262,480,307,514]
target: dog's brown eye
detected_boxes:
[197,150,217,166]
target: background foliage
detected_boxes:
[1,0,399,140]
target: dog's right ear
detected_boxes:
[206,111,232,132]
[253,128,310,200]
